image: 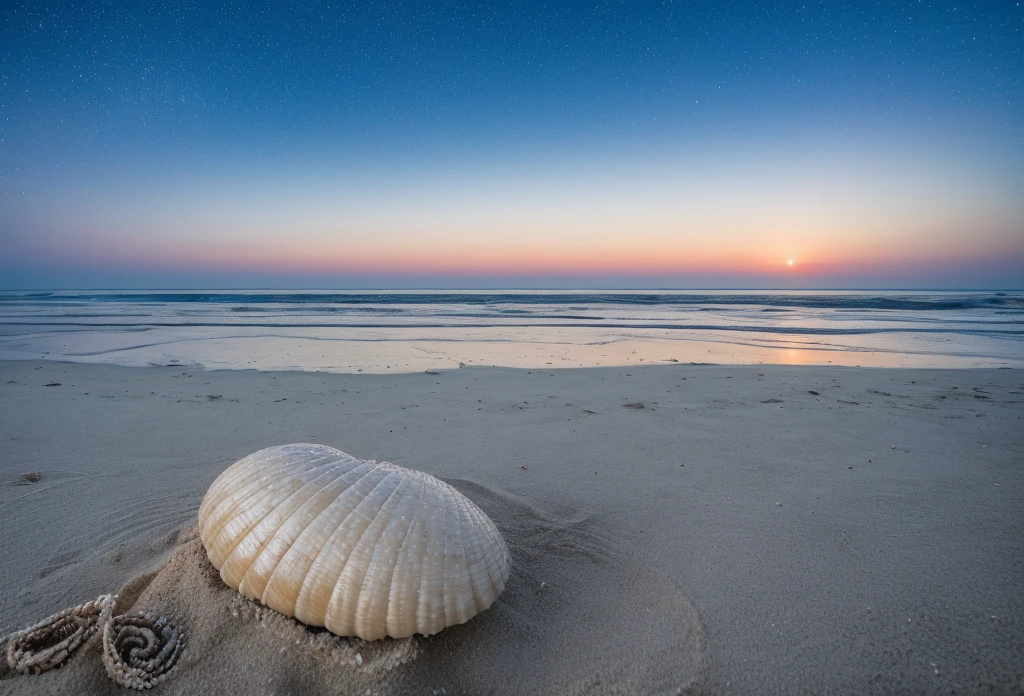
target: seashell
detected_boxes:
[4,594,116,675]
[198,443,510,640]
[101,612,185,690]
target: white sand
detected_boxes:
[1,360,1021,694]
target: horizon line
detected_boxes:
[2,287,1021,293]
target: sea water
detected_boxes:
[0,290,1021,372]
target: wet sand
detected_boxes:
[1,360,1021,694]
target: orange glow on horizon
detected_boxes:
[89,237,819,276]
[68,235,1015,281]
[44,206,1023,282]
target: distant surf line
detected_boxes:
[1,321,1020,337]
[2,291,1021,311]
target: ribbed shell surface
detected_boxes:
[198,444,510,640]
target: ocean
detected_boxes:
[1,290,1021,372]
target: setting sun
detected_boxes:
[787,259,794,267]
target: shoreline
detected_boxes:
[2,330,1020,373]
[1,360,1022,694]
[3,289,1020,373]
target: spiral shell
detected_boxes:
[198,444,511,640]
[101,612,185,690]
[4,594,115,675]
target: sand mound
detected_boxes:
[1,481,706,695]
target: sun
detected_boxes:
[787,258,794,267]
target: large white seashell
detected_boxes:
[198,444,510,640]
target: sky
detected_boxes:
[1,0,1022,289]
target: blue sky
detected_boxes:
[2,1,1022,289]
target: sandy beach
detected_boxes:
[1,360,1021,694]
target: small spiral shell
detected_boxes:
[4,594,116,675]
[101,612,185,690]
